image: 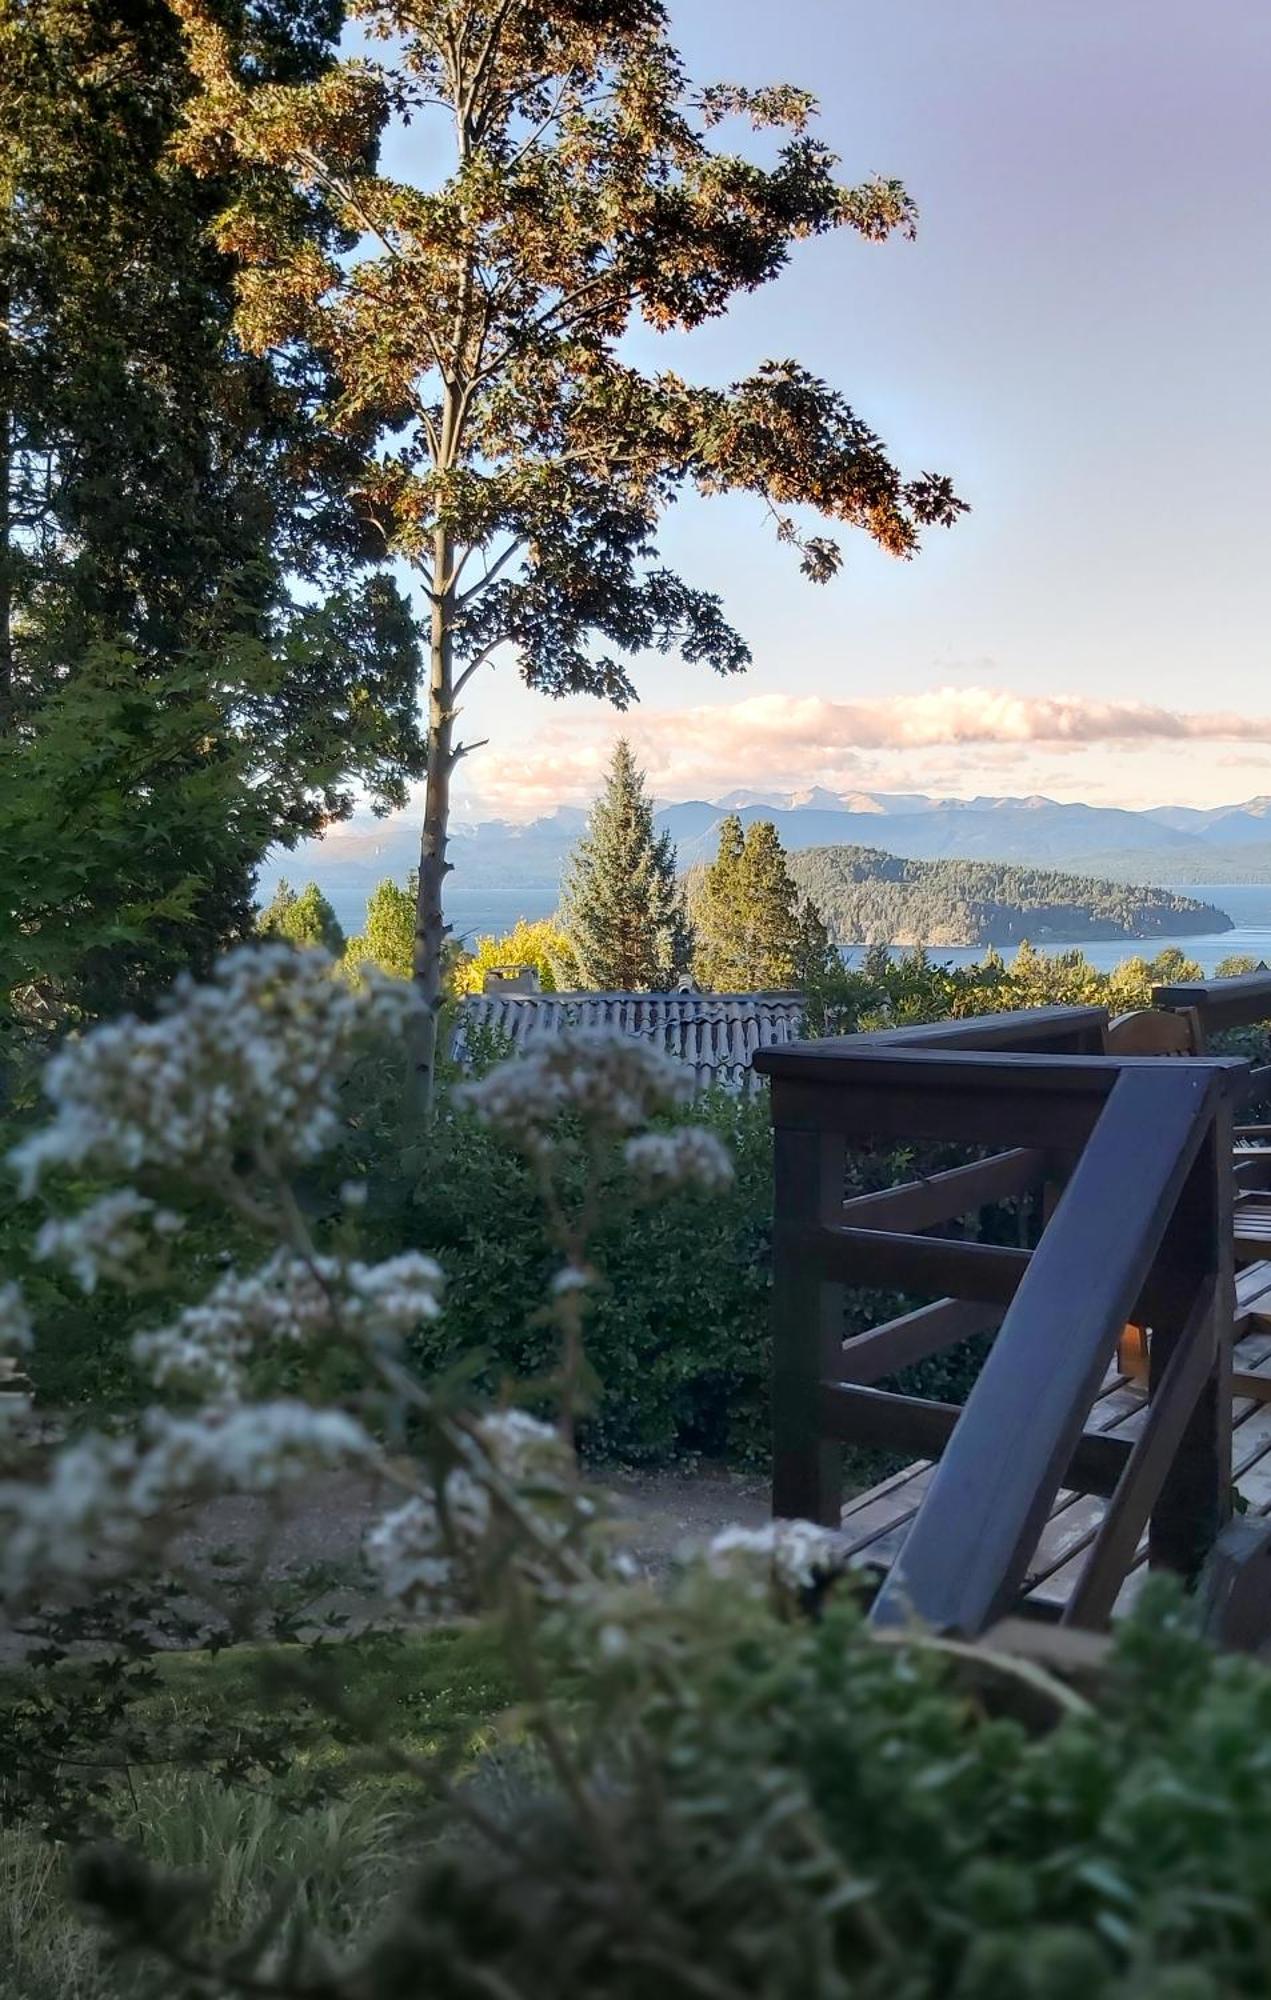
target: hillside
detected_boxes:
[254,788,1271,934]
[786,846,1232,947]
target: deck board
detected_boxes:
[842,1300,1271,1621]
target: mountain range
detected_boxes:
[258,789,1271,937]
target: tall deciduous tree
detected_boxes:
[561,740,690,991]
[171,0,966,1108]
[691,815,828,991]
[0,0,423,1030]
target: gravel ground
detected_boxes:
[2,1462,772,1661]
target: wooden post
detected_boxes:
[1148,1096,1235,1578]
[770,1085,846,1525]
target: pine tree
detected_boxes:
[258,881,344,954]
[692,817,825,991]
[561,742,692,991]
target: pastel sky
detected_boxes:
[392,0,1271,818]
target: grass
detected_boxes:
[0,1624,512,1998]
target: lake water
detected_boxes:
[441,883,1271,976]
[832,884,1271,977]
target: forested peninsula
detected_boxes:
[787,846,1231,946]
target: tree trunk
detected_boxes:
[0,274,12,734]
[410,522,456,1120]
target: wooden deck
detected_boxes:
[841,1262,1271,1621]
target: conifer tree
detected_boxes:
[561,742,691,991]
[692,816,829,990]
[171,0,966,1110]
[257,881,345,954]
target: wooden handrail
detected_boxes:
[760,1012,1247,1629]
[869,1064,1232,1635]
[1154,969,1271,1038]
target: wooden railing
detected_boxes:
[753,1006,1249,1637]
[1154,967,1271,1042]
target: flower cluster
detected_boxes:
[457,1032,694,1153]
[10,945,421,1196]
[1,1402,378,1599]
[623,1126,735,1193]
[133,1249,444,1400]
[705,1520,848,1599]
[364,1408,574,1612]
[35,1190,185,1294]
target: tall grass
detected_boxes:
[0,1772,410,1998]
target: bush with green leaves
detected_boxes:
[11,942,1271,1998]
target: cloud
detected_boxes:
[467,686,1271,814]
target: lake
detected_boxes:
[438,882,1271,977]
[832,883,1271,977]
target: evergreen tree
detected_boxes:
[257,880,344,954]
[561,742,692,991]
[692,817,827,991]
[173,0,966,1109]
[0,0,423,1031]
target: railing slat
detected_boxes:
[821,1382,1132,1495]
[839,1148,1044,1232]
[869,1064,1227,1638]
[811,1225,1029,1304]
[837,1299,1003,1385]
[1063,1281,1217,1629]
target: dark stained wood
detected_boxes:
[821,1382,1132,1495]
[838,1298,1003,1385]
[1154,970,1271,1036]
[770,1126,847,1525]
[1148,1097,1234,1577]
[868,1064,1230,1637]
[798,1005,1110,1056]
[1064,1282,1217,1629]
[1201,1516,1271,1651]
[809,1224,1031,1303]
[839,1149,1044,1231]
[769,1074,1105,1152]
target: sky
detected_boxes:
[381,0,1271,821]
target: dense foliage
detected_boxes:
[561,741,692,991]
[171,0,964,1100]
[257,880,346,955]
[789,844,1230,947]
[0,0,423,1039]
[689,815,835,989]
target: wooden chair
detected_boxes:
[1106,1008,1200,1057]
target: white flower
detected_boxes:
[345,1253,443,1343]
[705,1519,846,1595]
[0,1281,34,1353]
[551,1264,593,1296]
[0,1434,143,1593]
[36,1190,185,1293]
[623,1126,734,1193]
[0,1403,380,1597]
[457,1032,693,1148]
[132,1249,444,1398]
[364,1496,453,1600]
[364,1408,570,1611]
[133,1250,340,1397]
[131,1401,377,1506]
[9,946,422,1196]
